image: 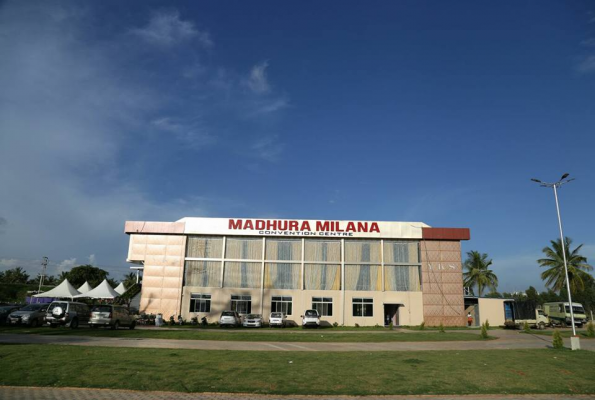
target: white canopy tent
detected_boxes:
[33,279,81,299]
[73,279,120,299]
[77,281,93,294]
[114,282,127,295]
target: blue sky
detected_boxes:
[0,1,594,292]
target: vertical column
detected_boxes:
[381,239,385,292]
[341,238,345,326]
[260,237,266,315]
[301,238,305,290]
[220,236,226,288]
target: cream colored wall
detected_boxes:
[129,234,187,319]
[478,298,506,326]
[180,286,424,327]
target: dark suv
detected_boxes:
[46,301,90,329]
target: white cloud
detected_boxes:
[253,98,289,115]
[151,117,214,148]
[577,55,595,73]
[0,259,20,269]
[251,135,284,162]
[57,258,77,274]
[245,61,271,94]
[0,3,291,283]
[131,10,213,48]
[88,254,96,266]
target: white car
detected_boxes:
[219,311,241,327]
[301,309,320,328]
[242,314,263,328]
[269,312,287,328]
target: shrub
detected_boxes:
[485,320,490,330]
[389,322,393,331]
[552,330,564,349]
[419,321,425,330]
[523,321,531,333]
[480,322,488,339]
[354,323,360,328]
[439,322,445,333]
[586,321,595,338]
[332,322,338,328]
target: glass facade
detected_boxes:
[184,236,421,292]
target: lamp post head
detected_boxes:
[531,178,541,183]
[561,173,569,181]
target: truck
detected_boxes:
[543,302,587,328]
[504,300,549,330]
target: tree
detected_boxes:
[61,265,110,287]
[572,274,595,316]
[463,251,498,297]
[122,272,137,290]
[0,267,29,284]
[57,271,69,283]
[538,237,593,295]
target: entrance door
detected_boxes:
[383,304,400,326]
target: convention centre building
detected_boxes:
[124,217,470,326]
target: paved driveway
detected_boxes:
[0,329,593,351]
[1,387,595,400]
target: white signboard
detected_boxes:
[178,217,429,239]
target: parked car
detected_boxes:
[89,305,136,330]
[0,305,22,325]
[269,312,287,328]
[219,310,242,327]
[45,301,90,329]
[8,303,49,327]
[243,314,263,328]
[301,309,320,328]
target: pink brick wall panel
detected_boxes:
[440,241,461,252]
[440,252,462,262]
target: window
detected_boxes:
[224,262,261,288]
[384,265,421,292]
[265,239,301,261]
[352,298,373,317]
[264,263,300,289]
[231,295,252,314]
[225,238,262,260]
[185,261,221,287]
[190,294,211,312]
[312,297,333,316]
[304,264,341,290]
[186,236,223,258]
[271,296,292,315]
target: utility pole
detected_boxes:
[37,257,48,294]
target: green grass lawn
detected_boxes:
[524,329,595,339]
[0,325,486,342]
[0,344,593,395]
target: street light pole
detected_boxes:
[531,173,580,350]
[552,184,576,336]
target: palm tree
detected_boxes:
[122,272,137,289]
[463,251,498,297]
[538,237,593,294]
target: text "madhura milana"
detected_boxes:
[229,219,380,233]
